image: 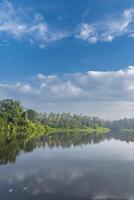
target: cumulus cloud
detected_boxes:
[0,0,68,47]
[1,67,134,119]
[76,8,134,43]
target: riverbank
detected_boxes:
[47,127,110,134]
[119,128,134,134]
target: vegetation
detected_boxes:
[105,118,134,133]
[1,98,134,164]
[2,98,134,137]
[47,127,109,134]
[0,99,46,140]
[0,99,110,139]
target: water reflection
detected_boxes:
[1,131,134,199]
[2,165,134,200]
[1,131,134,164]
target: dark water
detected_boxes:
[1,131,134,200]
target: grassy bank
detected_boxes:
[0,124,110,142]
[120,128,134,134]
[15,126,111,141]
[47,126,110,134]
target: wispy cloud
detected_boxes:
[76,8,134,43]
[0,0,68,48]
[1,1,134,46]
[2,67,134,118]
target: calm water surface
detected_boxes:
[0,131,134,200]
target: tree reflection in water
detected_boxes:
[1,130,134,164]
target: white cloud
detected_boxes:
[1,67,134,119]
[1,1,134,46]
[0,0,68,47]
[76,8,134,43]
[37,74,46,80]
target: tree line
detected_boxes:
[0,99,134,137]
[27,110,105,129]
[0,99,106,131]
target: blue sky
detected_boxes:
[1,0,134,118]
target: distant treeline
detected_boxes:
[27,110,105,129]
[106,118,134,132]
[0,99,134,136]
[0,99,106,131]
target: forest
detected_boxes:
[0,99,134,141]
[0,99,109,138]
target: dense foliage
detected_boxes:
[26,111,105,129]
[1,99,134,135]
[0,99,110,138]
[0,99,45,139]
